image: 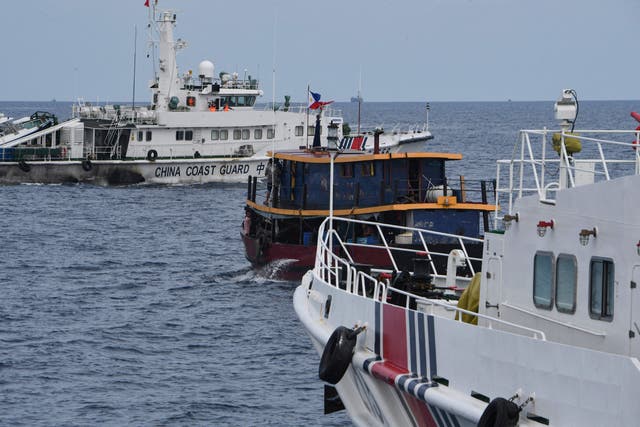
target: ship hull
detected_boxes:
[0,157,270,185]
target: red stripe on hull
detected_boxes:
[382,304,408,370]
[406,395,439,427]
[370,360,407,386]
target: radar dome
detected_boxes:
[198,60,215,79]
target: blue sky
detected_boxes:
[2,0,638,103]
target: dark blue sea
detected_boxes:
[0,99,638,425]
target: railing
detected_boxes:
[312,216,547,340]
[494,128,640,228]
[314,216,483,288]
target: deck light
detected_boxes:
[579,227,597,246]
[503,213,519,230]
[537,220,554,237]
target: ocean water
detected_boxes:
[0,99,638,425]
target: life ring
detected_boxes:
[82,159,93,172]
[477,397,520,427]
[318,326,358,385]
[18,160,31,172]
[147,149,158,161]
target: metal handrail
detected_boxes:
[313,216,547,341]
[494,128,640,228]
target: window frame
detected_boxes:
[555,253,577,314]
[176,130,184,141]
[145,131,152,142]
[267,127,275,139]
[185,130,193,141]
[211,129,220,141]
[254,129,263,140]
[233,129,242,140]
[220,129,229,140]
[589,257,615,321]
[533,251,555,310]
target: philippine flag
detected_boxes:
[308,90,334,110]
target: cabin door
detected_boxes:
[630,266,640,357]
[483,256,502,318]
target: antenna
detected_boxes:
[132,25,138,113]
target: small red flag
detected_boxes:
[144,0,150,7]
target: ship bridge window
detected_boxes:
[146,131,152,141]
[307,125,315,135]
[220,129,229,140]
[211,130,219,141]
[176,130,184,141]
[533,251,554,310]
[589,258,615,321]
[233,129,242,140]
[137,131,143,141]
[242,129,250,140]
[341,164,354,178]
[185,130,193,141]
[267,127,275,139]
[555,254,577,313]
[295,126,304,136]
[361,162,375,177]
[254,129,263,139]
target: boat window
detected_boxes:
[555,254,577,313]
[254,129,263,139]
[341,163,354,178]
[176,130,184,141]
[267,128,275,139]
[589,258,615,321]
[308,126,315,136]
[247,96,256,106]
[137,131,143,141]
[211,130,219,141]
[361,162,375,177]
[146,131,152,141]
[185,130,193,141]
[533,252,554,309]
[295,126,304,136]
[220,130,228,140]
[233,129,242,140]
[242,129,250,140]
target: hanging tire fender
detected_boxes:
[82,159,93,172]
[147,149,158,161]
[18,160,31,172]
[477,397,520,427]
[318,326,364,385]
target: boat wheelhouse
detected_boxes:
[293,90,640,426]
[241,140,495,280]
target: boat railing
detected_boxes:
[313,216,546,341]
[314,216,483,288]
[73,104,158,125]
[494,128,640,228]
[260,104,343,118]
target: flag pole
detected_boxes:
[306,84,310,149]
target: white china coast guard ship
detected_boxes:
[294,90,640,426]
[0,2,432,185]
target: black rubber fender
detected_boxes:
[194,151,201,159]
[477,397,520,427]
[81,159,92,172]
[17,160,31,172]
[147,149,158,161]
[318,326,358,385]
